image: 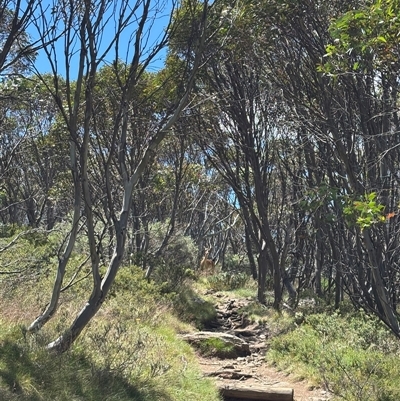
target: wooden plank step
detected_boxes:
[217,382,294,401]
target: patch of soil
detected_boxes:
[198,354,330,401]
[194,291,332,401]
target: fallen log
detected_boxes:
[217,383,294,401]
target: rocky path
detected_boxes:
[192,292,332,401]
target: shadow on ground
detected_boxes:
[0,338,172,401]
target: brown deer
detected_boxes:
[199,246,216,275]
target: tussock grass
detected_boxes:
[0,229,221,401]
[268,310,400,401]
[196,337,236,358]
[0,322,175,401]
[172,286,217,329]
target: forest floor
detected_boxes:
[192,290,332,401]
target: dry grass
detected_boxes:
[0,233,221,401]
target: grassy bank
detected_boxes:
[2,226,400,401]
[0,252,221,401]
[267,307,400,401]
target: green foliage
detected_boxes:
[236,300,292,330]
[0,227,58,287]
[321,0,400,74]
[111,266,166,317]
[300,185,339,213]
[168,0,209,58]
[0,7,33,76]
[148,221,198,292]
[172,287,217,329]
[222,253,250,273]
[269,310,400,400]
[197,337,236,358]
[238,300,270,323]
[206,272,250,291]
[0,260,221,401]
[0,224,18,238]
[343,192,385,229]
[0,322,170,401]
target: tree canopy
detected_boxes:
[2,0,400,348]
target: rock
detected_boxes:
[217,371,253,380]
[249,342,267,352]
[180,331,251,358]
[225,300,236,310]
[232,328,259,337]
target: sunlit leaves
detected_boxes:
[343,192,386,229]
[321,0,400,74]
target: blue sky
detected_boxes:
[28,0,174,77]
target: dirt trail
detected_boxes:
[195,291,332,401]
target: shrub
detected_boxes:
[0,224,18,238]
[148,221,198,292]
[206,272,250,291]
[172,287,217,329]
[268,311,400,401]
[223,253,250,273]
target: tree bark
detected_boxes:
[46,2,209,351]
[362,228,400,337]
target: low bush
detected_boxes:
[147,221,198,292]
[268,310,400,401]
[206,272,250,291]
[222,253,250,273]
[172,286,217,329]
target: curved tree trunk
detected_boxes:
[47,213,128,352]
[362,228,400,338]
[28,141,81,333]
[45,3,209,351]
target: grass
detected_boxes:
[195,272,400,401]
[205,271,250,291]
[0,277,222,401]
[0,228,222,401]
[268,309,400,401]
[196,337,236,358]
[3,228,400,401]
[0,324,162,401]
[172,285,217,329]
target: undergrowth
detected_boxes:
[172,286,217,329]
[3,228,400,401]
[268,309,400,401]
[197,337,236,358]
[197,271,400,401]
[0,228,221,401]
[206,272,250,291]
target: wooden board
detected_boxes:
[217,383,294,401]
